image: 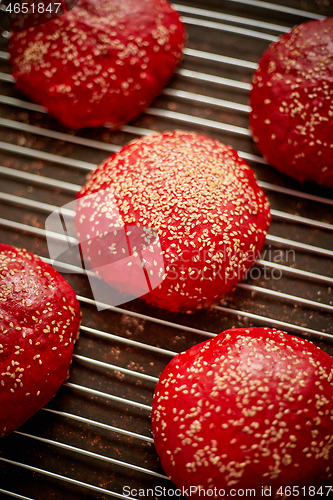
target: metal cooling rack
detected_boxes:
[0,0,333,498]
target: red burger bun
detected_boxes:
[75,131,271,313]
[249,18,333,188]
[0,244,81,438]
[151,327,333,498]
[8,0,186,130]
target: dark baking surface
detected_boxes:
[0,0,333,498]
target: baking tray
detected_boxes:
[0,0,333,498]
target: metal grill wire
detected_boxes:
[0,0,333,498]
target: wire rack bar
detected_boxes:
[236,283,333,312]
[0,491,34,500]
[173,3,290,32]
[238,151,270,165]
[214,305,333,342]
[224,0,325,20]
[72,354,160,384]
[0,192,73,215]
[175,67,252,90]
[266,234,333,259]
[77,296,217,337]
[0,140,95,170]
[258,181,333,207]
[121,124,156,136]
[162,88,251,113]
[0,458,138,500]
[145,107,251,135]
[0,217,70,241]
[79,325,177,358]
[255,259,333,286]
[0,117,120,153]
[0,217,79,245]
[183,47,258,69]
[14,431,168,480]
[42,408,154,443]
[0,71,13,82]
[182,15,277,41]
[270,209,333,232]
[0,94,47,113]
[63,382,153,411]
[0,165,80,193]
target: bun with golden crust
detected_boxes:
[76,131,271,313]
[8,0,186,130]
[250,18,333,188]
[152,327,333,498]
[0,244,81,438]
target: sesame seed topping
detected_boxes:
[76,131,270,312]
